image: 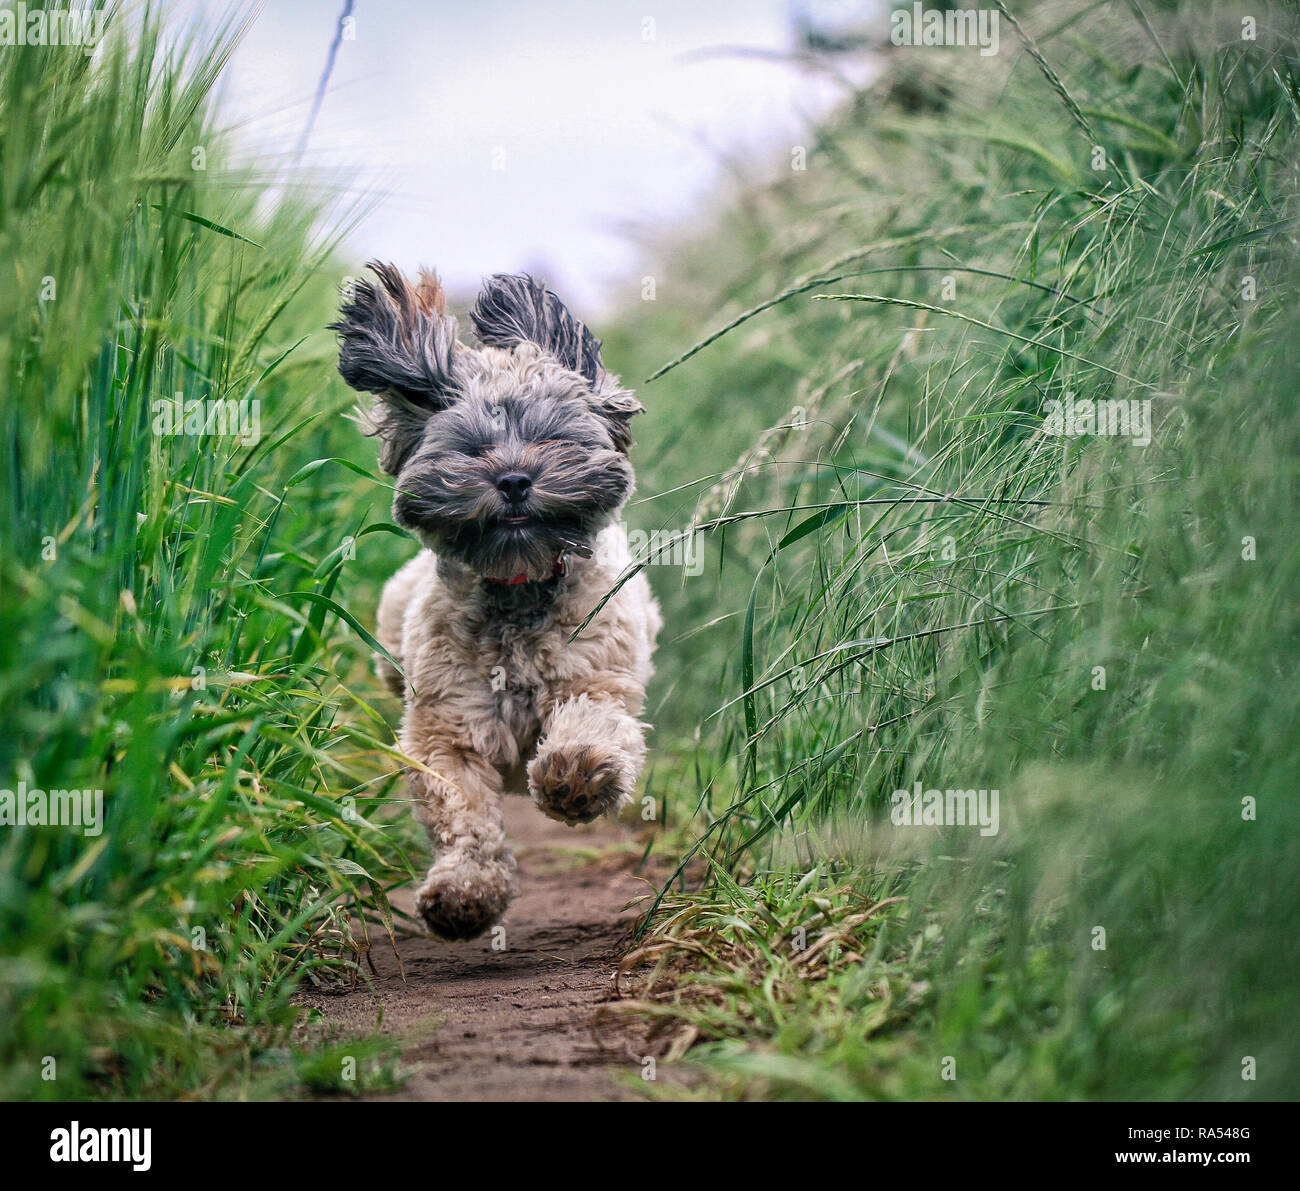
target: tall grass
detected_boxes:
[0,5,412,1099]
[606,0,1300,1099]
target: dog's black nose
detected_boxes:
[495,472,532,503]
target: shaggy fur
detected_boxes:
[332,264,660,940]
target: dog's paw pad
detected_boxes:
[416,861,512,941]
[529,743,629,825]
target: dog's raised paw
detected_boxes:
[528,742,631,825]
[415,856,513,941]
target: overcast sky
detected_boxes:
[185,0,880,312]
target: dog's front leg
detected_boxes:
[528,692,647,826]
[405,735,516,940]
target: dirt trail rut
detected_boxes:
[298,798,663,1101]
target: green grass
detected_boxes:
[604,0,1300,1100]
[0,4,416,1099]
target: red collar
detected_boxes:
[484,556,568,586]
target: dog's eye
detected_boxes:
[469,443,498,457]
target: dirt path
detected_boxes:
[298,798,663,1101]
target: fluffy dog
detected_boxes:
[332,264,660,940]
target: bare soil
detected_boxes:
[296,797,667,1101]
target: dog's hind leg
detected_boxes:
[374,550,436,698]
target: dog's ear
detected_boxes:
[470,272,644,450]
[589,387,644,453]
[330,262,459,473]
[470,273,603,382]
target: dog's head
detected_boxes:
[331,264,643,580]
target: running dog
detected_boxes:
[332,265,660,940]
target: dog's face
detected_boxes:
[331,267,643,580]
[393,356,634,578]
